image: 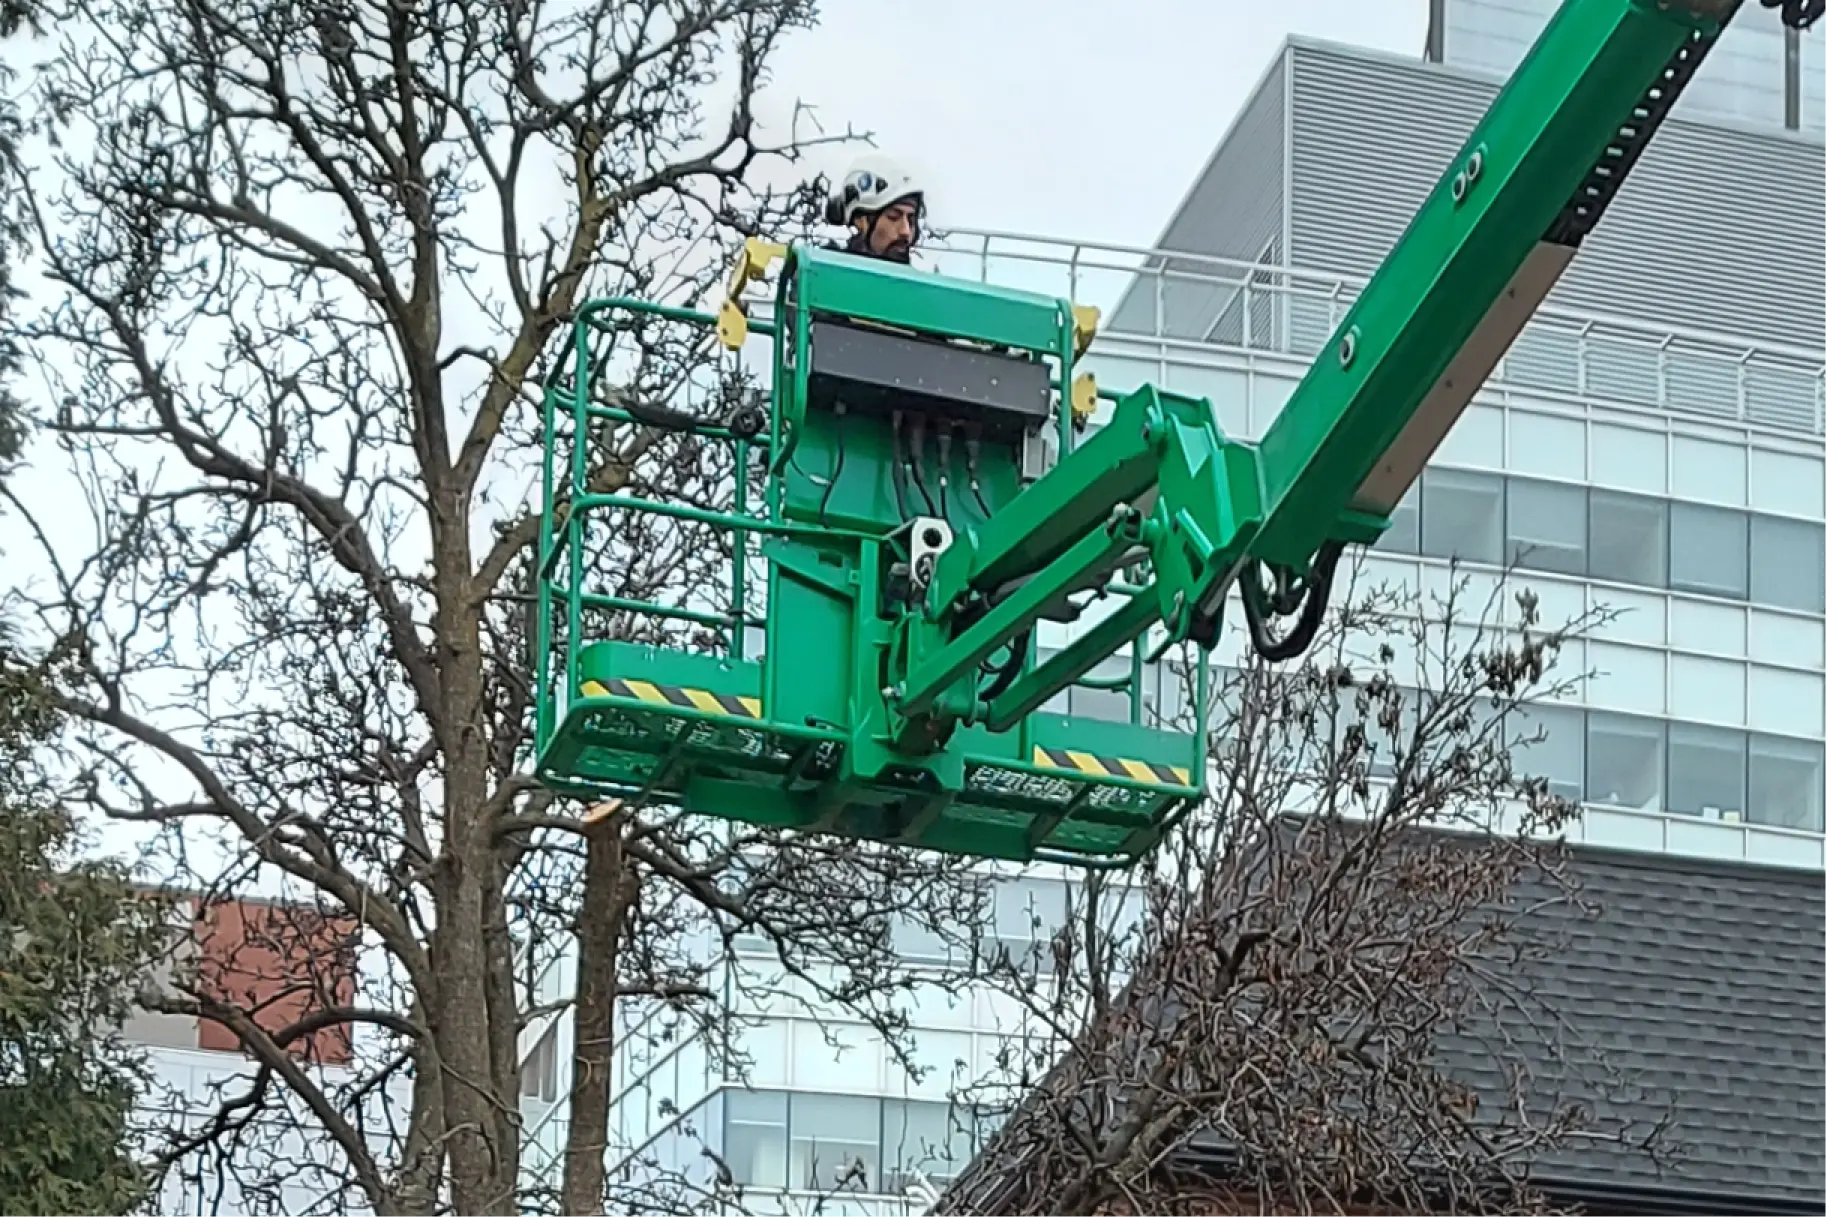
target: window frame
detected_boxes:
[786,1092,881,1193]
[724,1089,790,1190]
[1749,512,1826,615]
[722,1089,997,1194]
[1505,477,1589,577]
[1587,487,1670,589]
[1669,501,1751,601]
[1665,721,1749,819]
[1748,732,1826,832]
[1420,468,1506,565]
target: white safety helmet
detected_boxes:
[823,154,925,227]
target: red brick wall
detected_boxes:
[192,897,360,1065]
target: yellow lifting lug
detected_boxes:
[716,237,788,351]
[716,299,750,350]
[1071,303,1101,359]
[1070,371,1098,430]
[727,237,788,299]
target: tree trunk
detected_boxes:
[430,505,522,1215]
[561,811,634,1215]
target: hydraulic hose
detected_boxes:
[1240,540,1346,663]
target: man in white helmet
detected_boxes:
[823,154,925,264]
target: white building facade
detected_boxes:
[123,891,416,1213]
[526,4,1826,1211]
[123,916,411,1217]
[138,1043,386,1217]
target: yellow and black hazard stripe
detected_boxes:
[1033,746,1191,788]
[580,677,761,720]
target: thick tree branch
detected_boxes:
[52,685,436,996]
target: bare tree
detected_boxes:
[934,561,1665,1216]
[0,1,998,1212]
[1,0,46,470]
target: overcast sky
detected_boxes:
[756,0,1431,245]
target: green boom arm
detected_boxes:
[890,0,1801,748]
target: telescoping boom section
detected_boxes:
[533,0,1821,868]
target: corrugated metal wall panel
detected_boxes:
[1285,50,1487,278]
[1443,0,1550,80]
[1284,44,1826,352]
[1107,57,1287,339]
[1157,55,1287,262]
[1443,0,1798,133]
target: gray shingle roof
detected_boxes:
[1445,846,1825,1207]
[944,840,1825,1215]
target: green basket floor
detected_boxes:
[537,690,1195,866]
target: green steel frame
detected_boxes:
[533,0,1805,867]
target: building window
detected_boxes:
[1669,503,1749,600]
[897,876,1089,973]
[882,1099,975,1187]
[1069,656,1138,723]
[722,1091,989,1195]
[725,1090,789,1188]
[1586,713,1665,813]
[521,1025,560,1104]
[1504,702,1585,803]
[1422,469,1504,564]
[1376,485,1421,554]
[887,910,964,964]
[990,877,1069,974]
[1031,650,1166,725]
[1098,885,1148,958]
[1333,687,1416,779]
[1155,658,1233,729]
[1750,515,1826,614]
[891,912,963,967]
[1506,479,1587,576]
[788,1093,881,1191]
[1379,467,1824,618]
[1337,679,1824,836]
[1748,735,1826,832]
[1666,723,1747,820]
[1588,490,1668,588]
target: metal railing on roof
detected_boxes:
[913,227,1826,438]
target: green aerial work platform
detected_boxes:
[533,0,1822,868]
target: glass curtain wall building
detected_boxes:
[1090,7,1824,865]
[1426,0,1824,134]
[524,4,1826,1211]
